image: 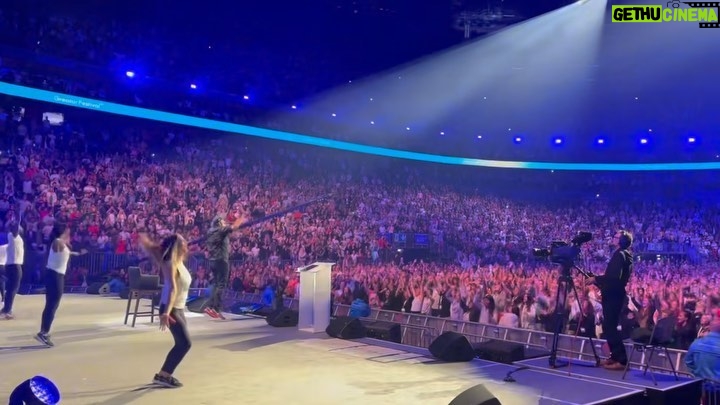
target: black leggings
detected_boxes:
[161,308,192,375]
[2,264,22,314]
[41,269,65,334]
[0,264,5,302]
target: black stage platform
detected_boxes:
[516,356,702,405]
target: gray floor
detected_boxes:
[0,295,638,405]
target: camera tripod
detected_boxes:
[548,262,601,369]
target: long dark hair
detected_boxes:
[47,222,69,251]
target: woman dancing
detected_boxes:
[35,222,87,347]
[139,232,192,388]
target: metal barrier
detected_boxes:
[218,294,691,375]
[62,286,212,298]
[326,306,692,376]
[220,291,438,347]
[61,287,694,377]
[332,304,439,348]
[703,378,720,405]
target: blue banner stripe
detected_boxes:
[1,82,718,171]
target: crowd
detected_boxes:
[0,96,719,357]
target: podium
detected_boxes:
[296,262,334,333]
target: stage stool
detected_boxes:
[124,266,161,327]
[622,315,679,385]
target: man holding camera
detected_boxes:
[586,230,634,370]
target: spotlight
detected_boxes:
[243,95,249,100]
[513,136,522,144]
[596,137,606,145]
[553,137,563,145]
[291,105,297,109]
[640,138,648,145]
[190,83,197,89]
[688,137,696,143]
[9,376,61,405]
[125,71,135,78]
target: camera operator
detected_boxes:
[586,230,633,370]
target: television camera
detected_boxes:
[531,231,600,368]
[532,231,592,268]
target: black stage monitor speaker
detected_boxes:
[473,340,525,364]
[186,296,210,313]
[266,308,299,327]
[429,331,476,362]
[326,316,367,339]
[449,384,502,405]
[363,320,402,343]
[86,282,109,295]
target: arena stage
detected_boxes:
[0,294,664,404]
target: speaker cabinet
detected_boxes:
[266,308,299,327]
[363,320,402,343]
[429,331,476,362]
[86,282,109,295]
[326,316,367,339]
[449,384,502,405]
[186,296,210,313]
[473,340,525,364]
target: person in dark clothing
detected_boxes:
[587,230,634,370]
[204,214,245,319]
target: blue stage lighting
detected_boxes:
[596,137,605,145]
[688,137,696,143]
[514,136,522,144]
[190,83,197,89]
[125,71,135,78]
[9,376,61,405]
[640,138,648,145]
[553,137,563,145]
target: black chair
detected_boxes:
[124,266,161,327]
[622,315,679,385]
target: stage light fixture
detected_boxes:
[8,376,61,405]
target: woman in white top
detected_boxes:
[140,232,192,389]
[35,223,87,347]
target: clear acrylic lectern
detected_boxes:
[296,262,334,333]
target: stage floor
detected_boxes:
[516,356,698,392]
[0,295,643,405]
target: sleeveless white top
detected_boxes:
[172,262,192,309]
[6,233,24,265]
[0,244,6,266]
[47,239,71,275]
